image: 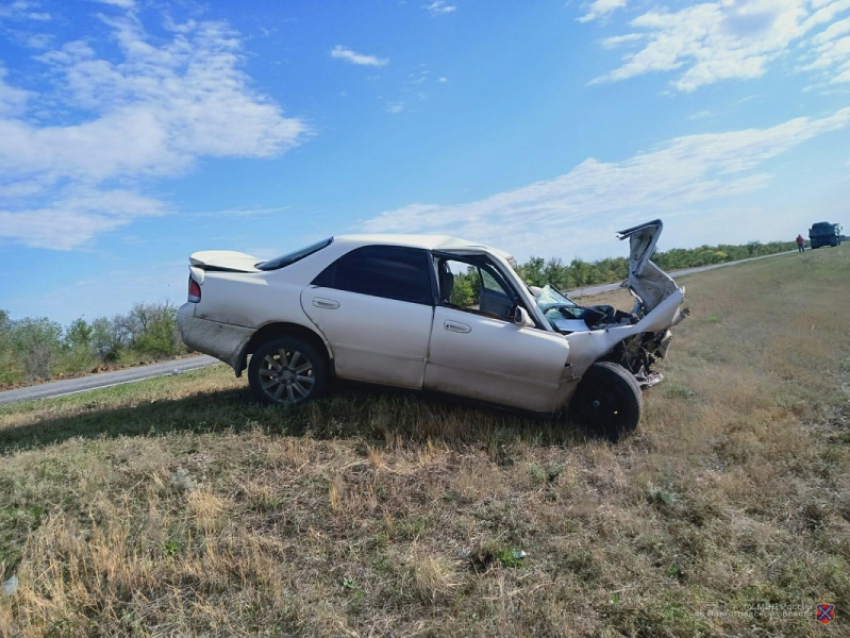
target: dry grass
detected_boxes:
[1,246,849,637]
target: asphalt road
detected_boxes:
[0,355,221,405]
[0,250,795,406]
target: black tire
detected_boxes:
[248,336,328,406]
[569,361,643,441]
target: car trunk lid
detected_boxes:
[189,251,260,273]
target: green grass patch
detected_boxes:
[1,245,849,637]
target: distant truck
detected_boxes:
[809,221,843,249]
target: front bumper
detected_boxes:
[177,303,253,372]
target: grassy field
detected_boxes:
[1,246,848,637]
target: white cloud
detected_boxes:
[0,14,307,250]
[601,33,644,49]
[330,45,389,67]
[0,0,50,21]
[688,110,714,120]
[590,0,850,91]
[90,0,136,8]
[805,15,850,82]
[579,0,628,23]
[0,66,32,117]
[363,108,850,259]
[0,187,165,250]
[424,1,457,16]
[24,33,53,48]
[386,101,405,114]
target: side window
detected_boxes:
[312,246,433,305]
[480,269,502,293]
[437,258,516,319]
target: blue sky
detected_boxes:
[1,0,849,325]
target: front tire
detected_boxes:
[570,362,643,441]
[248,336,328,406]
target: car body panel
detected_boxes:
[424,305,570,412]
[617,219,679,314]
[178,268,333,375]
[301,287,433,388]
[177,305,254,370]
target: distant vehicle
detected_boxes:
[177,220,687,439]
[809,221,843,249]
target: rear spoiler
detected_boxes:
[189,250,260,273]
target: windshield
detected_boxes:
[256,238,333,271]
[533,285,588,332]
[534,284,577,309]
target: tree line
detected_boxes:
[1,239,795,387]
[451,240,796,306]
[0,303,185,387]
[513,239,796,290]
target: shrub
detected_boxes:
[12,317,64,382]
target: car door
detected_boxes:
[423,256,570,413]
[301,245,435,389]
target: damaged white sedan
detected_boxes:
[177,220,686,438]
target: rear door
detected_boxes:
[301,245,435,389]
[424,256,570,413]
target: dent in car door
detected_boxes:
[424,306,570,413]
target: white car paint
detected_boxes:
[425,306,571,413]
[301,287,433,389]
[177,224,685,416]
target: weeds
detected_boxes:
[0,246,848,637]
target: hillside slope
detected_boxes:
[1,246,848,637]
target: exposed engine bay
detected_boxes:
[529,220,689,388]
[534,284,636,332]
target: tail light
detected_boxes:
[188,276,201,303]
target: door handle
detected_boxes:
[313,298,340,309]
[444,320,471,334]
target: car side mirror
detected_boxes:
[513,305,534,328]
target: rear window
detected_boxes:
[256,238,333,271]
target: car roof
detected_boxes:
[332,234,501,254]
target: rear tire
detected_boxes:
[248,336,328,406]
[570,362,643,441]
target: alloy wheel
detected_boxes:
[258,348,315,404]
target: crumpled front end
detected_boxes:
[544,220,687,396]
[611,219,688,386]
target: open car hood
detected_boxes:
[617,219,679,315]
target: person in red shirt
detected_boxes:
[796,234,805,253]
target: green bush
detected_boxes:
[11,317,64,382]
[0,302,187,387]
